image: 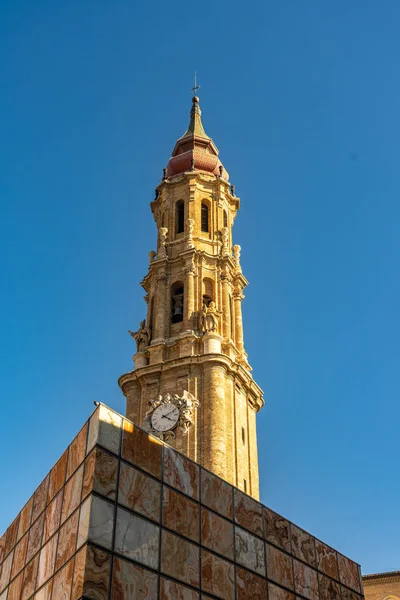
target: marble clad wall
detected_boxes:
[0,404,364,600]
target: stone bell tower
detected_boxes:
[118,94,264,498]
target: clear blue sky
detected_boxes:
[1,0,399,574]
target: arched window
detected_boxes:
[176,201,184,234]
[203,278,213,306]
[201,202,209,233]
[223,210,228,228]
[171,281,184,323]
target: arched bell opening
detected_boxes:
[171,281,184,323]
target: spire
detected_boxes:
[179,96,209,140]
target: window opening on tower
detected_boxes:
[176,200,184,234]
[223,210,228,228]
[201,202,209,232]
[171,282,184,323]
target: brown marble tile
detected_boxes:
[34,579,53,600]
[164,447,199,500]
[291,525,316,567]
[338,554,361,592]
[200,469,233,520]
[26,512,45,563]
[316,540,339,580]
[47,450,68,502]
[201,507,233,559]
[293,559,319,600]
[266,544,294,590]
[319,573,341,600]
[161,529,199,587]
[43,490,63,544]
[53,557,74,600]
[83,544,111,600]
[235,526,265,576]
[82,447,118,501]
[236,566,267,600]
[77,495,114,551]
[111,556,158,599]
[163,486,199,542]
[119,461,161,522]
[61,464,83,524]
[0,532,5,564]
[32,475,50,523]
[264,507,291,552]
[56,511,79,571]
[161,577,200,599]
[5,515,20,556]
[21,553,39,600]
[8,571,23,600]
[66,423,88,479]
[17,498,33,543]
[36,534,58,589]
[122,420,163,478]
[11,532,28,578]
[0,550,13,593]
[87,405,122,455]
[268,582,295,600]
[115,507,159,569]
[234,489,263,538]
[341,586,363,600]
[201,549,235,600]
[71,545,86,599]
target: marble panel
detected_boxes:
[163,486,199,542]
[47,450,68,502]
[293,559,319,600]
[115,507,159,569]
[87,405,122,455]
[316,541,339,580]
[61,464,83,524]
[5,516,20,557]
[201,507,233,559]
[21,554,39,600]
[56,511,79,570]
[52,557,74,600]
[161,530,199,587]
[291,525,316,567]
[341,586,363,600]
[111,556,158,599]
[26,512,45,563]
[77,495,114,551]
[160,577,200,599]
[236,566,267,600]
[11,532,28,578]
[0,532,5,564]
[264,507,291,552]
[34,579,52,600]
[235,526,265,576]
[82,545,111,600]
[234,489,263,538]
[201,549,235,600]
[0,551,13,593]
[36,534,58,589]
[319,573,341,600]
[82,447,118,501]
[66,423,88,479]
[119,462,161,522]
[43,490,63,544]
[266,544,294,590]
[71,545,86,599]
[32,475,50,523]
[122,420,163,478]
[8,571,23,600]
[338,554,361,592]
[163,447,199,500]
[268,582,295,600]
[200,469,233,520]
[17,498,33,543]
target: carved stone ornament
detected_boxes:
[186,218,194,249]
[143,391,200,441]
[200,301,219,333]
[128,320,151,353]
[221,227,229,256]
[158,227,168,258]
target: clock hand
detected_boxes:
[161,415,176,422]
[164,409,178,418]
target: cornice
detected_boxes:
[363,571,400,584]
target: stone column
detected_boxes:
[233,290,244,353]
[247,403,260,500]
[221,274,231,339]
[203,363,227,482]
[153,276,167,342]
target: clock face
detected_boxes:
[151,403,180,432]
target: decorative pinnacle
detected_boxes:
[191,71,200,98]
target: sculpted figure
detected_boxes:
[200,302,219,333]
[187,218,194,248]
[221,227,229,256]
[128,320,151,353]
[158,227,168,257]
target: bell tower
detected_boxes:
[119,94,264,498]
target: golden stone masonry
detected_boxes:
[118,94,264,499]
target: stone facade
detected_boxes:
[363,571,400,600]
[119,95,264,499]
[0,404,364,600]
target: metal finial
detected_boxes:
[191,71,200,97]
